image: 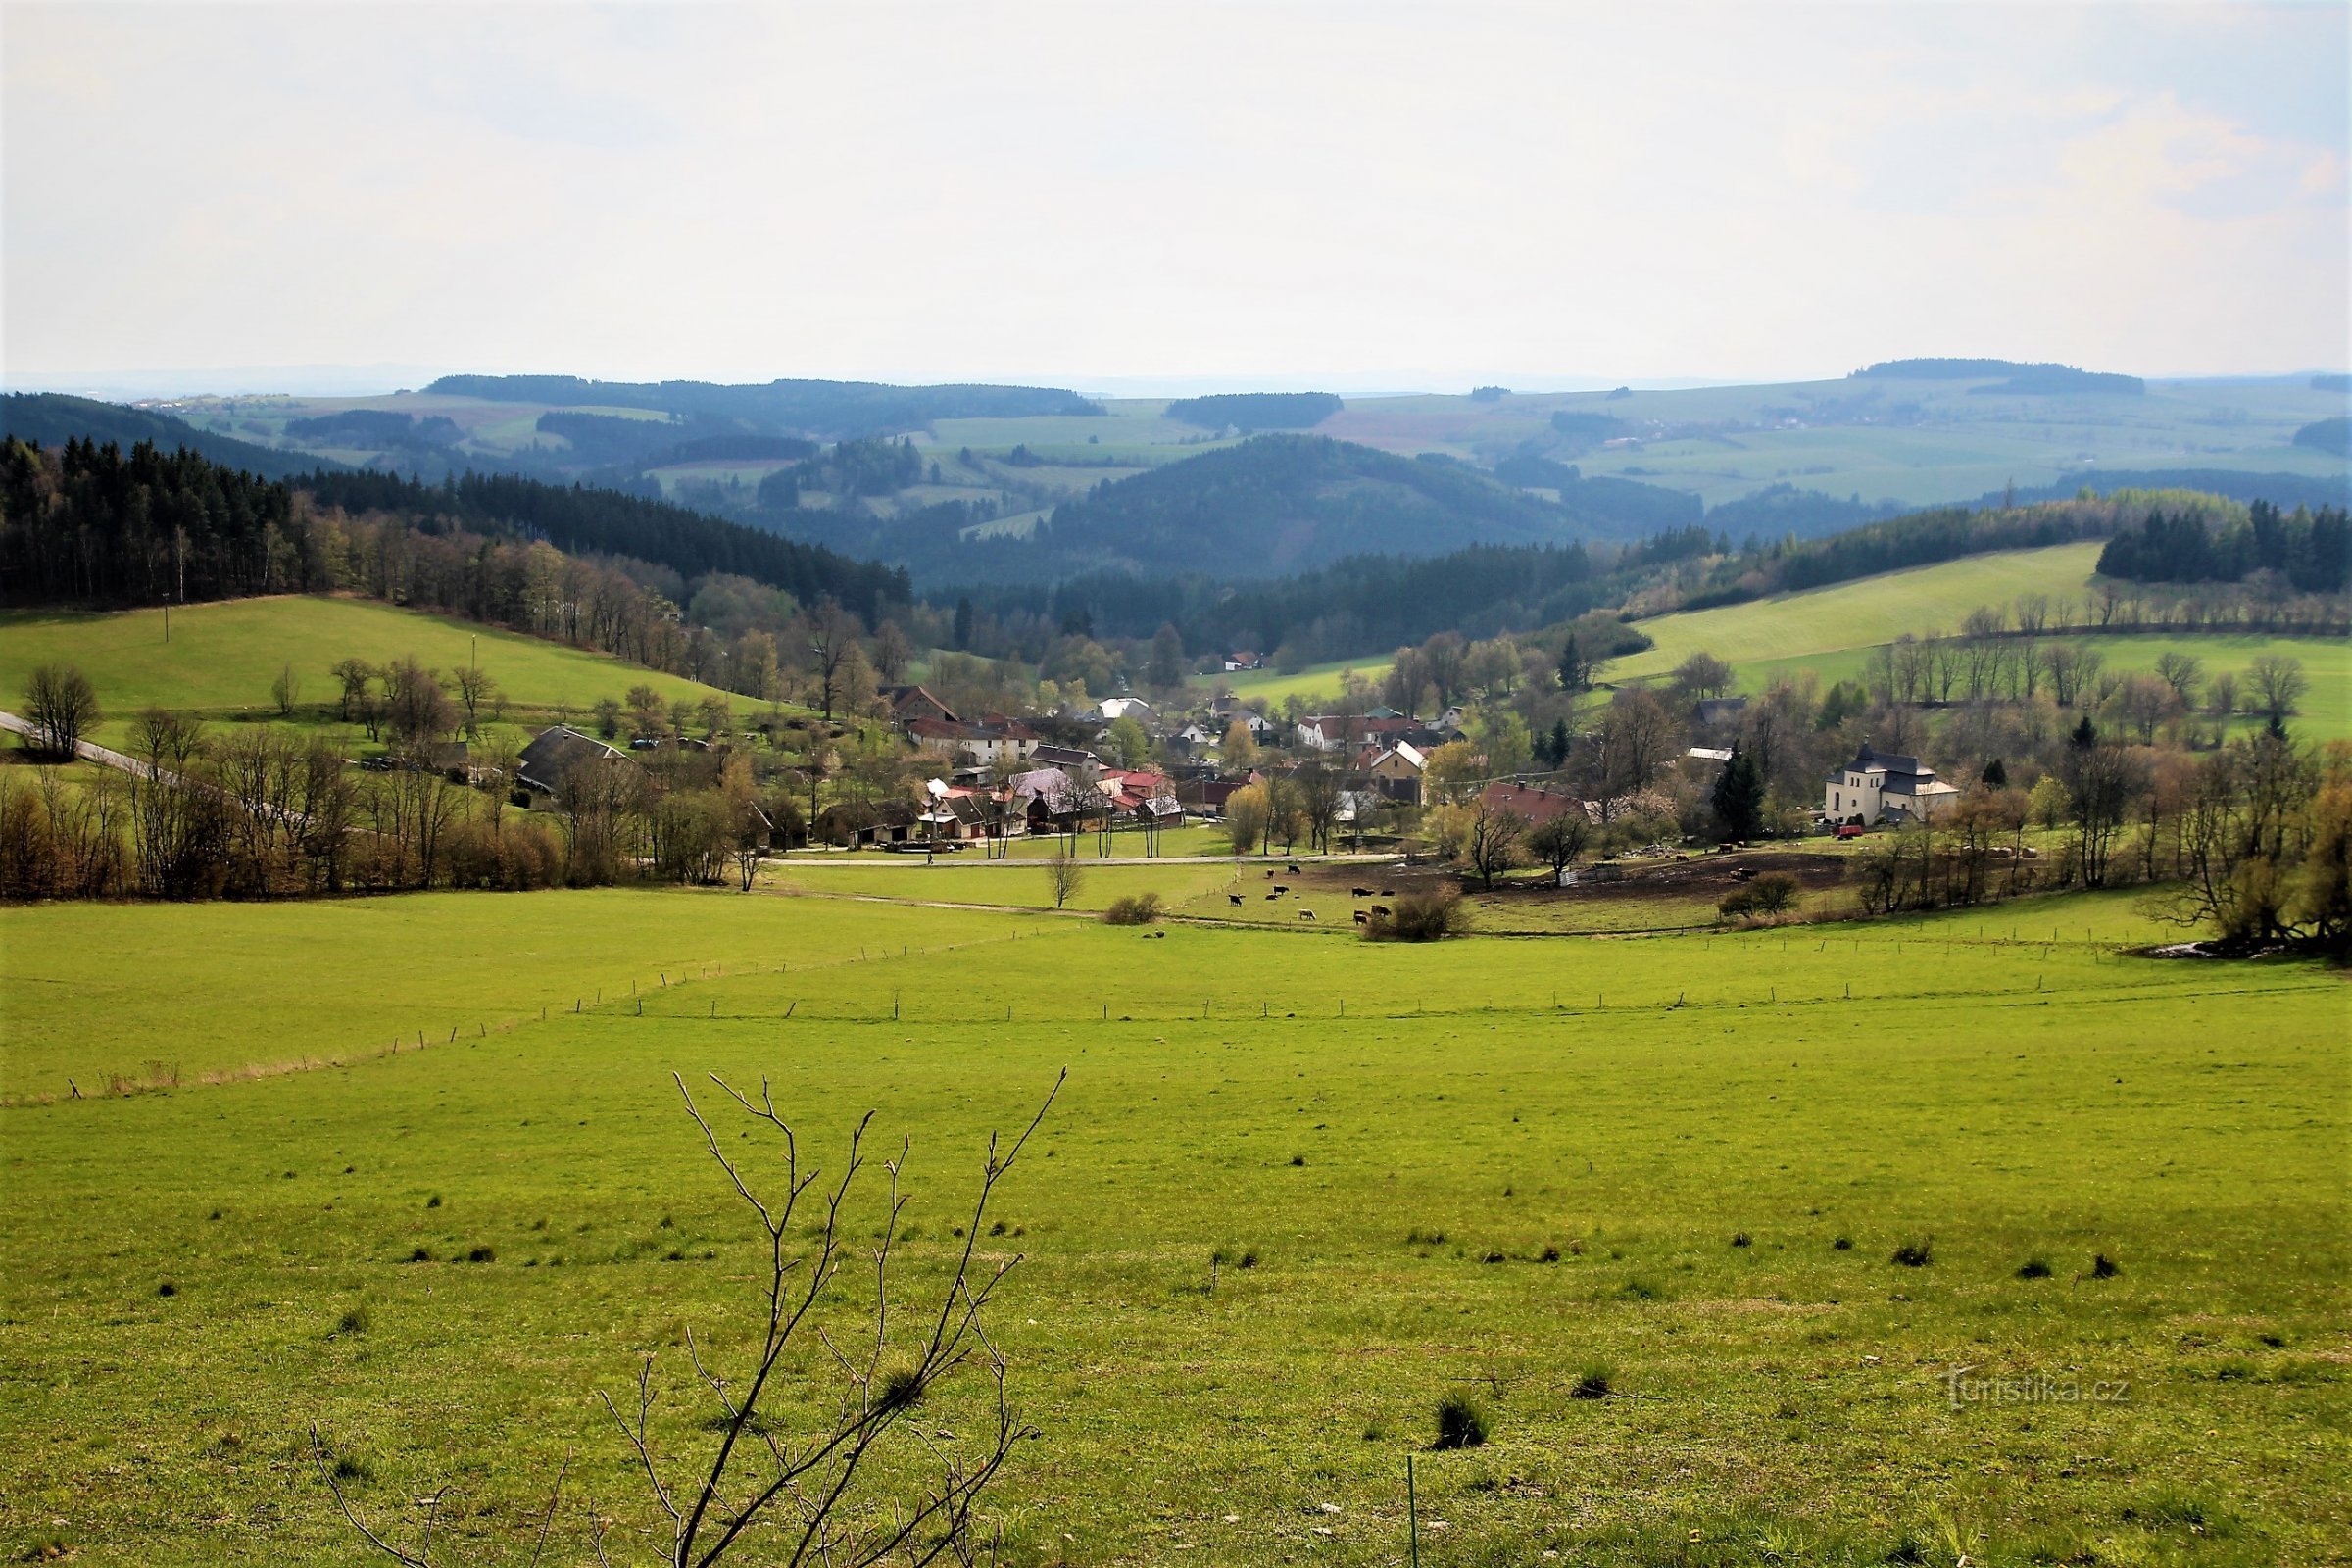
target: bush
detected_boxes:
[2016,1256,2052,1279]
[1432,1392,1491,1449]
[1890,1238,1934,1268]
[1363,890,1471,942]
[1722,871,1800,923]
[1571,1364,1614,1400]
[1101,892,1164,926]
[2092,1252,2121,1279]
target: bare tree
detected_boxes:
[1526,809,1592,882]
[271,662,303,719]
[330,658,378,723]
[451,664,501,739]
[807,599,859,721]
[1046,846,1084,908]
[1462,795,1527,890]
[317,1073,1063,1568]
[22,663,100,758]
[2247,655,2308,725]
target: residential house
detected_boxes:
[1221,651,1264,671]
[515,725,638,802]
[905,716,1041,772]
[883,685,958,725]
[1364,742,1428,805]
[1824,744,1960,824]
[1478,779,1592,827]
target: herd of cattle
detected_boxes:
[1219,865,1399,924]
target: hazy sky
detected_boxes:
[4,1,2346,394]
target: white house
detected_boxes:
[1825,744,1960,824]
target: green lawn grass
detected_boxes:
[1,887,2344,1566]
[0,596,733,723]
[1200,656,1399,707]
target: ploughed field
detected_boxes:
[2,887,2345,1567]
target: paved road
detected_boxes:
[0,710,164,780]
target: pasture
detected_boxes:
[0,596,732,729]
[1,884,2344,1567]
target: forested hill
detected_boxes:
[989,434,1642,581]
[1848,359,2144,395]
[1,393,339,482]
[422,375,1101,438]
[0,436,906,618]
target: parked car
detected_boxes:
[1836,823,1867,839]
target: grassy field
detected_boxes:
[1,883,2344,1567]
[0,597,732,726]
[1608,544,2110,679]
[1603,545,2350,740]
[1201,657,1399,707]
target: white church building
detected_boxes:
[1825,744,1960,824]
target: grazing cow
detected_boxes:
[1286,864,1301,874]
[1265,868,1275,878]
[1351,886,1373,898]
[1379,888,1395,897]
[1352,910,1369,924]
[1265,892,1280,900]
[1298,910,1316,921]
[1371,905,1392,916]
[1272,885,1289,895]
[1228,894,1244,906]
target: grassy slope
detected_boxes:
[0,597,731,721]
[1609,542,2109,677]
[1,889,2342,1566]
[1607,542,2351,739]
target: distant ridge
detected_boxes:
[422,374,1101,438]
[1851,359,2143,395]
[0,392,342,480]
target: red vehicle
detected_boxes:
[1836,823,1867,840]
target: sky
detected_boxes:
[3,1,2347,396]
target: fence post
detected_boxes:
[1407,1454,1420,1568]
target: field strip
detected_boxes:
[0,925,1043,1108]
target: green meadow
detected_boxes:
[1608,544,2111,679]
[0,597,732,731]
[2,882,2345,1567]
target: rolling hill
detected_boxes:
[0,595,735,728]
[1,392,342,481]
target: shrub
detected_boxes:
[466,1245,496,1263]
[1750,872,1800,915]
[1101,892,1164,926]
[1718,887,1759,920]
[336,1304,371,1336]
[2092,1252,2121,1279]
[1432,1392,1491,1449]
[1731,1231,1752,1248]
[408,1246,434,1263]
[1890,1238,1934,1268]
[156,1281,177,1298]
[1363,891,1472,942]
[1571,1365,1614,1400]
[876,1365,925,1412]
[1832,1236,1853,1250]
[2017,1256,2052,1279]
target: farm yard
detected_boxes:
[3,882,2345,1568]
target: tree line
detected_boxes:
[2095,500,2350,595]
[0,436,907,621]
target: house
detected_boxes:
[1030,743,1101,774]
[1364,742,1427,804]
[1479,779,1592,828]
[905,716,1041,771]
[1176,776,1248,815]
[1221,651,1264,672]
[515,725,638,801]
[884,685,959,725]
[1098,697,1155,724]
[1825,744,1961,824]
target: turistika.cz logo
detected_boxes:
[1940,1365,2129,1408]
